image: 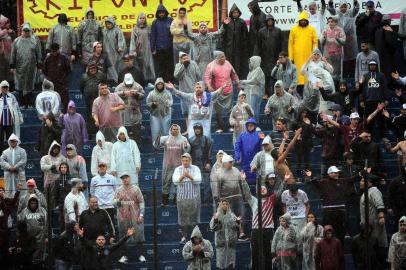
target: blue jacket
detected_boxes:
[234,118,262,183]
[151,4,173,51]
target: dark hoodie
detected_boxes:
[248,0,266,56]
[319,80,354,116]
[36,112,62,156]
[9,221,36,268]
[360,64,388,103]
[151,4,173,51]
[55,162,72,210]
[374,16,398,78]
[0,189,19,248]
[58,13,68,25]
[189,124,212,170]
[54,221,77,263]
[351,225,383,269]
[356,8,383,45]
[315,225,344,270]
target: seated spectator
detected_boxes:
[35,79,61,120]
[91,131,113,176]
[17,178,46,214]
[36,112,62,157]
[182,225,214,269]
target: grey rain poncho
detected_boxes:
[46,13,77,57]
[182,225,214,270]
[77,7,103,64]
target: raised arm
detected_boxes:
[277,128,302,163]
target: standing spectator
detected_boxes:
[8,220,36,270]
[91,131,113,176]
[222,4,248,78]
[146,78,172,142]
[173,153,202,243]
[210,150,225,209]
[113,173,147,263]
[117,53,144,88]
[400,8,406,62]
[170,7,192,64]
[17,179,46,214]
[36,113,62,157]
[115,73,144,144]
[103,16,126,84]
[151,4,174,81]
[111,126,141,186]
[300,212,324,270]
[77,7,103,65]
[350,130,382,172]
[0,15,15,83]
[60,101,88,156]
[234,118,263,184]
[55,162,71,231]
[257,15,282,98]
[35,79,61,120]
[288,11,318,94]
[0,134,26,198]
[92,82,125,142]
[351,225,382,270]
[374,15,398,78]
[314,225,344,270]
[355,0,382,46]
[281,184,310,233]
[205,51,239,133]
[0,80,22,150]
[240,176,277,269]
[185,22,225,79]
[40,141,66,195]
[319,79,354,117]
[90,162,117,220]
[17,194,47,267]
[43,43,70,111]
[154,124,190,206]
[293,108,314,174]
[65,144,88,187]
[321,16,346,81]
[271,52,298,95]
[240,56,265,116]
[130,12,155,83]
[271,213,298,269]
[10,22,41,107]
[229,91,254,144]
[168,81,225,138]
[87,42,111,75]
[53,221,77,270]
[355,41,380,89]
[247,0,266,56]
[250,136,275,183]
[174,52,201,130]
[265,80,295,128]
[64,178,87,223]
[80,64,105,138]
[328,0,360,77]
[388,216,406,270]
[388,168,406,221]
[210,199,240,269]
[46,13,76,60]
[296,0,328,39]
[182,225,214,269]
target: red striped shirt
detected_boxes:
[252,193,276,229]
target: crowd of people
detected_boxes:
[0,0,406,269]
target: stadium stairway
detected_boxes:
[17,64,403,269]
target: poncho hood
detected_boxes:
[0,15,9,28]
[42,79,54,91]
[66,144,78,157]
[265,14,275,22]
[155,4,169,18]
[190,225,203,240]
[67,100,76,112]
[248,0,261,15]
[169,124,182,137]
[229,4,242,17]
[136,12,148,27]
[105,16,116,27]
[249,56,261,70]
[399,216,406,230]
[297,11,309,23]
[280,212,292,224]
[95,131,106,147]
[324,224,335,234]
[27,194,39,211]
[116,126,130,141]
[85,7,95,19]
[48,141,61,155]
[58,13,68,24]
[8,133,21,146]
[154,77,165,90]
[245,118,257,129]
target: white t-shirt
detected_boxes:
[281,189,309,219]
[264,153,274,175]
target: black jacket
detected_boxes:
[340,163,361,200]
[350,137,382,172]
[388,175,406,215]
[319,88,354,116]
[36,113,62,157]
[79,208,115,241]
[257,16,283,74]
[360,71,388,103]
[248,0,266,56]
[356,10,383,44]
[375,25,397,77]
[118,65,145,88]
[189,134,212,170]
[351,230,383,269]
[54,222,77,263]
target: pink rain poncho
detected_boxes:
[321,23,346,80]
[0,15,13,82]
[204,51,238,95]
[92,88,124,129]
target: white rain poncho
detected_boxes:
[91,131,113,176]
[388,216,406,269]
[46,13,77,57]
[77,7,103,64]
[229,96,254,144]
[182,225,214,270]
[300,221,324,270]
[40,141,66,188]
[240,56,265,101]
[110,127,141,185]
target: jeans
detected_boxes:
[150,114,171,144]
[55,259,73,270]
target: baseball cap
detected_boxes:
[22,23,31,31]
[350,112,360,119]
[98,161,107,167]
[266,173,276,179]
[401,104,406,110]
[120,172,130,179]
[0,80,9,88]
[330,104,342,112]
[222,154,234,163]
[368,60,377,65]
[366,1,374,7]
[327,166,340,174]
[124,73,134,85]
[274,80,283,88]
[238,91,247,97]
[26,179,36,187]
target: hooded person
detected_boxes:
[77,7,103,65]
[300,213,324,270]
[229,90,254,144]
[185,21,225,80]
[182,225,214,270]
[59,100,88,156]
[209,199,240,269]
[46,13,77,59]
[265,80,295,127]
[314,225,344,270]
[40,141,66,189]
[256,15,283,97]
[17,179,46,214]
[209,150,225,210]
[296,0,328,39]
[222,3,248,77]
[35,78,61,120]
[65,144,88,187]
[55,162,71,231]
[151,4,174,81]
[170,7,192,65]
[110,126,141,185]
[288,11,318,88]
[388,216,406,269]
[129,12,155,81]
[0,134,26,198]
[351,225,382,270]
[234,118,263,184]
[271,213,298,269]
[91,131,113,176]
[169,80,226,138]
[154,124,191,206]
[92,82,125,142]
[240,56,265,116]
[173,153,202,243]
[355,0,383,46]
[17,194,47,265]
[0,15,14,82]
[248,0,266,56]
[103,16,126,84]
[36,112,62,157]
[146,77,173,142]
[10,22,42,107]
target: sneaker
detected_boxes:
[238,233,250,241]
[215,129,223,133]
[180,237,187,244]
[118,256,128,264]
[138,255,146,262]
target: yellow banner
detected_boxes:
[19,0,218,37]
